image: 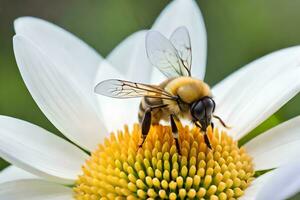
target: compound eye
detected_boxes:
[203,98,215,115]
[191,101,205,120]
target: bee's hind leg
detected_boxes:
[139,108,152,148]
[139,104,168,148]
[170,115,181,154]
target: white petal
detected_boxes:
[0,116,88,184]
[97,97,140,132]
[0,166,38,184]
[213,46,300,139]
[13,35,107,151]
[244,116,300,171]
[0,179,73,200]
[240,172,273,200]
[107,30,153,83]
[151,0,207,83]
[256,160,300,200]
[14,17,101,93]
[95,61,140,132]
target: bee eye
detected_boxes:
[191,97,215,121]
[202,97,215,115]
[191,101,205,120]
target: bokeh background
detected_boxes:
[0,0,299,192]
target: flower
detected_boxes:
[0,0,299,199]
[74,125,255,199]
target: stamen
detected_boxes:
[74,124,254,199]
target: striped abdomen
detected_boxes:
[138,78,174,124]
[138,96,164,124]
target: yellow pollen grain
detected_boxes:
[74,124,254,200]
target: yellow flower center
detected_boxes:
[74,124,254,200]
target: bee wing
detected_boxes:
[170,26,192,75]
[95,79,178,100]
[146,30,190,78]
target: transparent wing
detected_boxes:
[170,26,192,74]
[95,79,178,100]
[146,30,190,78]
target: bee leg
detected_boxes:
[170,115,180,154]
[139,108,152,148]
[196,122,212,150]
[211,122,214,130]
[204,134,212,149]
[139,104,168,148]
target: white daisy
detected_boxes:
[0,0,299,199]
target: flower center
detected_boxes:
[74,124,254,200]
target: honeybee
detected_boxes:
[95,26,228,150]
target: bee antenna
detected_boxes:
[213,115,231,129]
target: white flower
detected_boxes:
[0,0,299,199]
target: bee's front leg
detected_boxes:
[195,122,212,149]
[204,134,212,149]
[211,122,214,130]
[170,115,181,154]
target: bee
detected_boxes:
[95,26,228,150]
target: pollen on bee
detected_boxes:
[73,123,254,200]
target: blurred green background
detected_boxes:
[0,0,299,174]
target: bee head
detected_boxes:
[190,96,215,131]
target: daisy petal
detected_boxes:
[14,17,101,93]
[0,166,38,184]
[107,30,152,83]
[0,116,88,184]
[0,179,72,200]
[95,61,140,132]
[213,46,300,139]
[13,35,107,151]
[244,116,300,170]
[256,161,300,200]
[239,172,273,200]
[151,0,207,83]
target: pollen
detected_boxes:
[73,124,254,200]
